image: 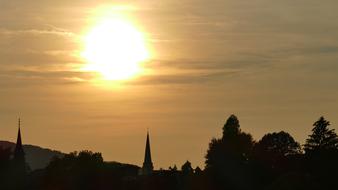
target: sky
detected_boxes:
[0,0,338,169]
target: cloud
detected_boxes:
[0,28,75,37]
[0,0,337,88]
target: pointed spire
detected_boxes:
[13,118,27,178]
[14,118,25,160]
[144,131,152,164]
[16,118,22,146]
[142,130,153,175]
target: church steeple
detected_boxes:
[12,118,27,187]
[14,118,25,161]
[142,131,153,175]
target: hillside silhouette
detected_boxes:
[0,141,64,170]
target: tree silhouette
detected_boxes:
[222,114,241,138]
[194,166,202,175]
[44,150,104,190]
[254,131,301,157]
[304,116,338,153]
[302,117,338,189]
[205,115,254,190]
[181,161,193,175]
[252,131,301,186]
[205,115,253,167]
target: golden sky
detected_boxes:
[0,0,338,168]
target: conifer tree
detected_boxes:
[304,116,338,153]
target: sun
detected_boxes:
[82,18,149,81]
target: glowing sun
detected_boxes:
[82,18,149,80]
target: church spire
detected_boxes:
[13,118,27,186]
[142,130,153,175]
[14,118,25,161]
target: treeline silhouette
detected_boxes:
[1,115,338,190]
[205,115,338,190]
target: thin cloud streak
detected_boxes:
[0,28,75,37]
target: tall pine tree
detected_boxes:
[304,116,338,153]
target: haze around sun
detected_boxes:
[81,10,150,81]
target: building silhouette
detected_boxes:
[140,131,153,175]
[12,118,27,188]
[14,118,25,163]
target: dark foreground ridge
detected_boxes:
[0,141,64,170]
[0,115,338,190]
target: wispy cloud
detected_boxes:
[0,28,75,37]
